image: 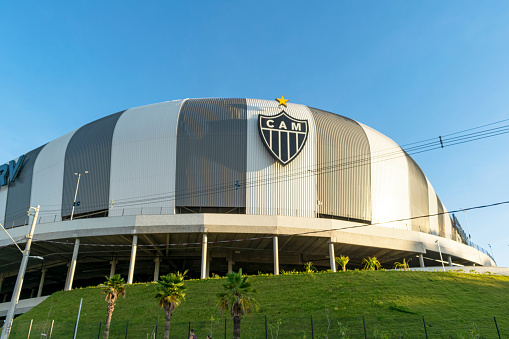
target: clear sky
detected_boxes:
[1,1,508,266]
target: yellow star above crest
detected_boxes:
[275,96,289,107]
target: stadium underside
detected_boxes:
[0,213,495,318]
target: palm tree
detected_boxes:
[335,255,350,272]
[155,271,188,339]
[394,258,411,271]
[217,269,259,339]
[362,257,382,270]
[100,274,126,339]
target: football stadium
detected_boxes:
[0,97,495,316]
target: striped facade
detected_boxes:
[0,98,463,242]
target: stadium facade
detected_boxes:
[0,98,495,314]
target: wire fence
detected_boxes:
[5,314,506,338]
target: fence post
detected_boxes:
[97,322,102,339]
[188,322,191,338]
[422,316,428,339]
[155,320,158,339]
[363,316,367,339]
[125,320,129,339]
[494,317,501,339]
[265,315,268,339]
[311,315,314,339]
[49,320,54,339]
[27,319,33,339]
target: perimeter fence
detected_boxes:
[4,314,506,338]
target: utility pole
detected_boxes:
[1,205,40,339]
[71,171,88,220]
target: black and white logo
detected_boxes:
[258,111,309,165]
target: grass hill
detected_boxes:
[5,270,509,338]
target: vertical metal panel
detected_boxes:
[359,123,411,230]
[109,101,184,216]
[308,107,371,222]
[436,195,445,237]
[406,154,430,232]
[30,130,77,223]
[246,99,316,217]
[61,111,124,217]
[4,147,44,228]
[426,178,439,236]
[0,162,9,226]
[175,98,247,207]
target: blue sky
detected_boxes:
[1,1,508,266]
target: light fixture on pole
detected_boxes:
[1,205,41,339]
[71,171,88,220]
[435,239,445,272]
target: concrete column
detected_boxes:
[2,294,7,303]
[273,236,279,275]
[201,233,208,279]
[37,268,47,298]
[65,238,80,291]
[328,241,336,272]
[0,273,4,293]
[109,255,117,278]
[227,253,234,274]
[419,254,425,268]
[448,255,453,267]
[30,289,35,298]
[206,251,211,278]
[128,235,138,284]
[154,256,161,282]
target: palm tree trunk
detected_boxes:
[164,310,172,339]
[103,302,115,339]
[342,266,346,272]
[233,316,241,339]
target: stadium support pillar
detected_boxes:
[419,254,425,268]
[109,255,117,278]
[227,252,234,274]
[329,241,336,272]
[128,235,138,284]
[37,268,47,298]
[154,256,161,282]
[0,273,3,293]
[273,236,279,275]
[201,233,208,279]
[206,250,211,278]
[65,238,80,291]
[448,256,453,267]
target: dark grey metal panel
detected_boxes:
[437,195,445,237]
[175,98,247,207]
[308,107,371,222]
[407,154,430,233]
[61,111,124,217]
[4,146,44,228]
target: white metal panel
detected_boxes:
[246,99,316,217]
[30,131,77,224]
[426,178,439,236]
[109,100,184,216]
[0,162,8,225]
[359,123,411,230]
[443,205,454,240]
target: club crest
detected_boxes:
[258,111,309,165]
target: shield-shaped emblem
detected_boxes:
[258,111,309,165]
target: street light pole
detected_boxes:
[435,239,445,272]
[70,171,88,220]
[1,205,40,339]
[488,244,494,258]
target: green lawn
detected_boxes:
[5,270,509,338]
